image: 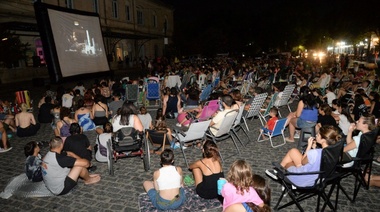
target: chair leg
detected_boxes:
[241,126,252,145]
[230,133,241,155]
[232,129,244,147]
[180,141,189,167]
[243,117,250,131]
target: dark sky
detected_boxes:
[161,0,380,56]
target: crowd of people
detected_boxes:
[0,54,380,210]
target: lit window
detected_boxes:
[93,0,99,13]
[66,0,74,9]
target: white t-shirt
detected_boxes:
[138,114,152,130]
[343,132,362,167]
[325,92,336,107]
[112,115,135,132]
[210,109,233,135]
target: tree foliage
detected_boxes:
[0,27,30,68]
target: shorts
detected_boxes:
[59,176,77,196]
[147,187,186,210]
[296,119,316,129]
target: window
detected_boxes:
[66,0,74,9]
[93,0,99,13]
[152,13,157,28]
[125,4,131,21]
[112,0,118,19]
[137,10,143,25]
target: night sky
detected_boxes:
[161,0,380,56]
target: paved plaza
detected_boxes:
[0,75,380,211]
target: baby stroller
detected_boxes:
[109,127,149,174]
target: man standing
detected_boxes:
[42,137,100,195]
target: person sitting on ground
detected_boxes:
[91,95,109,126]
[266,125,341,187]
[108,92,123,116]
[50,104,61,130]
[209,95,235,136]
[285,86,318,143]
[343,114,376,167]
[42,136,100,195]
[143,149,186,210]
[63,123,96,172]
[15,103,41,137]
[225,174,271,212]
[95,122,113,163]
[221,160,264,211]
[55,107,76,142]
[38,96,54,123]
[71,89,83,111]
[138,106,153,130]
[0,122,12,152]
[162,87,181,119]
[74,99,96,131]
[24,141,43,182]
[189,140,224,199]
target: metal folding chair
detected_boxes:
[257,118,287,148]
[273,84,296,117]
[242,92,268,131]
[259,92,279,127]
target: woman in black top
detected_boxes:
[369,91,380,118]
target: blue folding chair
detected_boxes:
[146,82,160,106]
[257,118,287,148]
[200,84,213,102]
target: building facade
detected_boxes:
[0,0,173,69]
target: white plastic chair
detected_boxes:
[173,120,211,167]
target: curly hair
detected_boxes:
[226,160,254,195]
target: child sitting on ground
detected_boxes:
[221,160,264,211]
[225,174,271,212]
[24,141,44,182]
[143,149,186,210]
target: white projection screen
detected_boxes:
[34,3,110,82]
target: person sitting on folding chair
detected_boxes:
[260,107,278,139]
[209,95,234,135]
[266,125,341,187]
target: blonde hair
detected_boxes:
[21,103,28,112]
[226,160,254,195]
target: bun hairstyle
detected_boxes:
[319,125,341,146]
[24,141,38,157]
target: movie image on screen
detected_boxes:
[47,8,109,77]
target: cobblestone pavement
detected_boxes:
[0,75,379,211]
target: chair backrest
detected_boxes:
[262,92,279,117]
[146,83,160,100]
[356,128,378,159]
[146,129,166,146]
[213,110,238,137]
[270,118,287,136]
[126,84,139,102]
[274,84,295,107]
[198,100,219,121]
[245,93,268,119]
[200,84,213,102]
[320,139,344,179]
[181,120,211,142]
[240,81,251,96]
[233,103,246,127]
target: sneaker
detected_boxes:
[294,132,300,139]
[174,142,187,150]
[265,169,278,180]
[0,147,12,153]
[175,123,182,127]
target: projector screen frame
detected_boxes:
[34,2,110,83]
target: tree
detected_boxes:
[0,27,30,68]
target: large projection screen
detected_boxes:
[35,3,110,82]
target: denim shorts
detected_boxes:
[296,118,316,128]
[147,187,186,210]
